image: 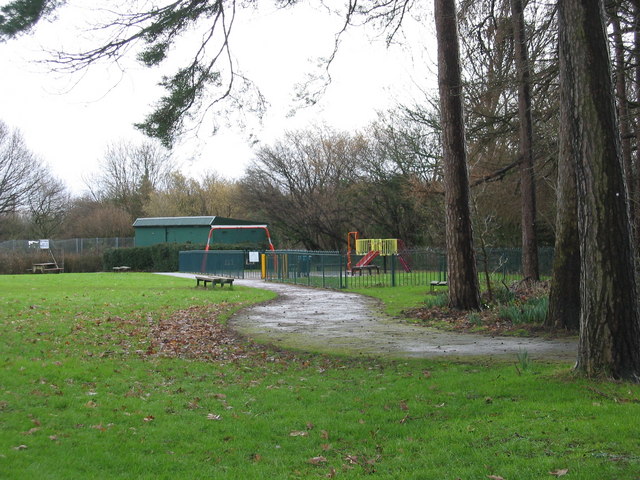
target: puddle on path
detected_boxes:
[229,279,577,362]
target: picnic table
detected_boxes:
[32,263,63,274]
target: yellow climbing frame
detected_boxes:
[355,238,399,256]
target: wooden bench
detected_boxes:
[43,267,64,274]
[430,280,448,291]
[351,265,380,276]
[195,275,235,288]
[112,266,131,272]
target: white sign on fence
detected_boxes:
[248,251,260,263]
[39,239,50,250]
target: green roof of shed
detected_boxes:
[132,216,263,228]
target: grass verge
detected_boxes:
[1,274,639,479]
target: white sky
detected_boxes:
[0,1,436,194]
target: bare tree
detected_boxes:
[510,0,539,281]
[27,176,70,238]
[0,120,44,215]
[61,196,134,238]
[242,127,364,250]
[358,111,445,246]
[87,139,173,219]
[145,171,242,218]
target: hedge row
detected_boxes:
[103,242,266,272]
[1,242,267,274]
[0,251,104,274]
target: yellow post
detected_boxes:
[261,254,266,279]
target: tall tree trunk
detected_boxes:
[561,0,640,381]
[434,0,481,311]
[546,5,580,331]
[510,0,539,282]
[634,1,640,253]
[610,13,634,234]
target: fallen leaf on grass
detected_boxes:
[207,414,222,421]
[289,430,308,437]
[487,476,505,480]
[143,415,154,422]
[308,456,327,465]
[13,445,27,450]
[549,469,569,477]
[22,427,39,435]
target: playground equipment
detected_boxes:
[347,232,411,274]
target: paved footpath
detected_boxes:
[161,274,577,361]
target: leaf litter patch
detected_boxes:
[148,305,265,361]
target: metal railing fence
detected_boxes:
[179,247,554,289]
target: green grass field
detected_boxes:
[1,274,639,479]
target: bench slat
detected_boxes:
[195,275,235,288]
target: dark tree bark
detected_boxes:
[510,0,539,282]
[434,0,481,310]
[634,0,640,252]
[610,12,634,231]
[560,0,640,380]
[546,12,580,331]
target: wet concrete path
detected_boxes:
[226,279,577,362]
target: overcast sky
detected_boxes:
[0,1,436,194]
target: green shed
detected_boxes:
[132,216,271,248]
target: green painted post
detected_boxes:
[391,254,397,287]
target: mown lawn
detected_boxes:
[1,273,639,479]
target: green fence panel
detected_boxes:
[179,247,554,288]
[179,250,247,278]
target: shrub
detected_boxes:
[61,253,103,273]
[424,293,449,308]
[498,296,548,324]
[103,242,258,272]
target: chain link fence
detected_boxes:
[0,237,134,255]
[0,237,135,274]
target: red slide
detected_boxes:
[356,250,380,267]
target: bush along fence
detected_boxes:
[0,237,136,274]
[179,247,554,289]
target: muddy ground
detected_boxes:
[226,279,577,362]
